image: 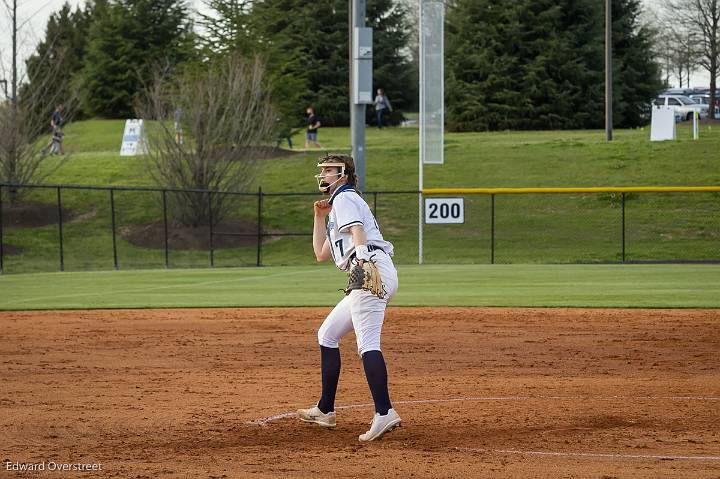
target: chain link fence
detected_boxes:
[1,183,718,273]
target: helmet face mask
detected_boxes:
[315,162,346,193]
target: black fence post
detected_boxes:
[110,189,118,270]
[0,185,4,274]
[621,192,626,263]
[256,186,263,267]
[208,191,214,267]
[490,194,495,264]
[57,187,64,272]
[162,189,169,268]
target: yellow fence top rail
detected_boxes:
[422,186,720,195]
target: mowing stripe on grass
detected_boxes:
[1,268,314,306]
[1,264,718,310]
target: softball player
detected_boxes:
[297,154,401,441]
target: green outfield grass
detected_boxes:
[1,264,718,310]
[2,120,718,273]
[44,119,720,191]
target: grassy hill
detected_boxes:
[37,119,720,189]
[1,119,718,273]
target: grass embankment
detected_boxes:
[1,120,718,273]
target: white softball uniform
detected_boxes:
[317,184,398,356]
[325,185,394,272]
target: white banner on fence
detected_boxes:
[120,119,149,156]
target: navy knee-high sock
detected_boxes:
[362,350,392,415]
[317,346,341,414]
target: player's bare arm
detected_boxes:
[349,225,368,264]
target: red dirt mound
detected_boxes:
[0,243,22,255]
[121,219,262,250]
[1,201,75,228]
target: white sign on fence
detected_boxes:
[424,198,464,224]
[650,107,676,142]
[120,119,149,156]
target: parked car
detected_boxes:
[653,95,709,121]
[662,88,696,96]
[688,94,720,117]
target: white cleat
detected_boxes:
[296,406,336,428]
[358,408,401,441]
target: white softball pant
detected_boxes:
[317,250,398,356]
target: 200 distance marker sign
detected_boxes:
[424,198,464,224]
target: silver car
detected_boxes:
[688,94,720,116]
[654,95,709,121]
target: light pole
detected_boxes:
[605,0,613,141]
[350,0,367,190]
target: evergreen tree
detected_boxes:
[77,1,130,117]
[198,0,256,56]
[295,0,351,126]
[22,2,94,120]
[245,0,310,133]
[446,0,662,131]
[445,0,525,131]
[366,0,415,124]
[611,0,663,128]
[205,0,415,127]
[80,0,195,118]
[515,0,605,130]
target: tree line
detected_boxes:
[21,0,720,162]
[20,0,675,134]
[445,0,664,131]
[22,0,415,130]
[650,0,720,118]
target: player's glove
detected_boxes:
[344,247,384,298]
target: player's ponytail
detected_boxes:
[351,173,361,189]
[347,171,360,188]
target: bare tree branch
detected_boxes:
[136,54,277,227]
[663,0,720,117]
[0,41,78,204]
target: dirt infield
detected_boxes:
[1,307,718,478]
